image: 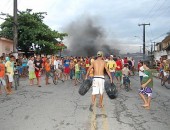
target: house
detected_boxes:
[154,35,170,60]
[0,37,13,55]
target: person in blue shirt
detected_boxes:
[22,55,28,77]
[63,57,70,80]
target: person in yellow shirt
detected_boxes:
[107,55,117,83]
[5,55,15,94]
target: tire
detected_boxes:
[105,82,118,99]
[78,79,92,96]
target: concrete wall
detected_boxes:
[0,38,13,55]
[154,50,170,60]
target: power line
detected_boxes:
[141,0,160,22]
[151,33,167,41]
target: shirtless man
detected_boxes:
[86,51,112,111]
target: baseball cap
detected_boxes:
[97,51,103,57]
[110,55,113,57]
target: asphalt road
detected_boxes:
[0,75,170,130]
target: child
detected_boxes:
[0,57,9,94]
[122,64,131,89]
[45,59,51,85]
[27,56,36,86]
[139,61,153,110]
[74,61,80,86]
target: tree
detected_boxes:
[0,9,68,54]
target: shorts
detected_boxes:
[80,68,86,75]
[55,69,62,73]
[29,71,36,79]
[46,71,50,78]
[64,67,70,74]
[35,71,41,78]
[92,76,105,95]
[139,87,153,97]
[7,74,14,82]
[110,72,115,78]
[115,71,122,77]
[75,71,80,79]
[0,77,6,86]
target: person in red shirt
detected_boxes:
[138,60,142,72]
[124,57,128,65]
[115,56,123,85]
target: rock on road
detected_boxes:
[0,75,170,130]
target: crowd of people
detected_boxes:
[0,51,155,110]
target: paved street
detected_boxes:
[0,75,170,130]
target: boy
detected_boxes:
[122,64,131,89]
[0,57,9,94]
[139,61,153,110]
[74,61,80,86]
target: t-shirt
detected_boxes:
[22,58,28,67]
[85,59,90,67]
[75,64,79,72]
[142,70,153,88]
[54,60,59,69]
[64,59,70,67]
[45,62,51,72]
[122,67,130,76]
[27,60,35,72]
[34,59,43,72]
[0,63,5,77]
[5,61,14,75]
[107,60,117,72]
[116,60,122,71]
[139,66,144,76]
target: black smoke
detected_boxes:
[64,15,114,57]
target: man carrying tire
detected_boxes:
[86,51,112,111]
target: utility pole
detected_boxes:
[13,0,18,53]
[151,41,156,51]
[151,44,153,55]
[140,46,142,53]
[138,23,150,60]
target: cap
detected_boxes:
[97,51,103,57]
[110,55,113,57]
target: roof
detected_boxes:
[0,37,13,43]
[162,35,170,43]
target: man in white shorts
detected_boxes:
[86,51,112,111]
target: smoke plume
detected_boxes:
[64,15,115,57]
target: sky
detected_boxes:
[0,0,169,54]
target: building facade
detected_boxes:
[154,35,170,60]
[0,37,13,55]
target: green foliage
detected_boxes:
[0,9,68,54]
